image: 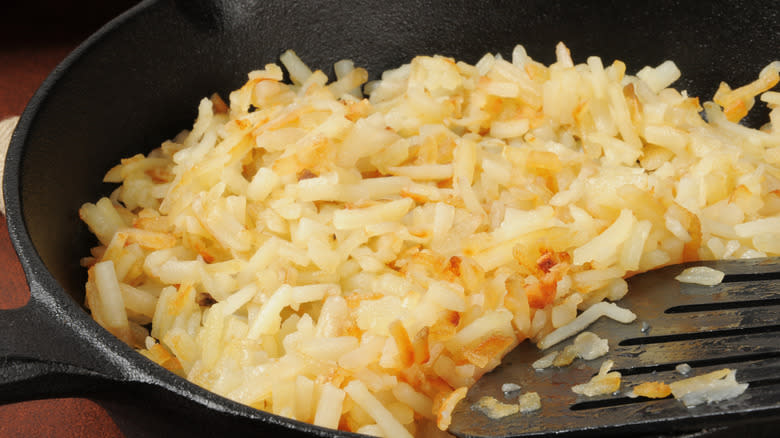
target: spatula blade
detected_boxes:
[449,258,780,437]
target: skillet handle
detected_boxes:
[2,115,135,401]
[0,279,132,403]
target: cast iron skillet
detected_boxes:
[1,0,778,436]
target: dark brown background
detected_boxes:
[1,1,140,436]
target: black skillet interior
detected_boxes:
[3,0,779,436]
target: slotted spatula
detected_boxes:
[449,257,780,437]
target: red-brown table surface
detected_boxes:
[0,2,139,436]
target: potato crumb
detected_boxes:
[532,351,559,370]
[552,344,579,367]
[669,368,748,407]
[674,266,725,286]
[572,360,622,396]
[534,331,609,370]
[473,391,541,419]
[572,331,609,361]
[473,396,520,419]
[518,392,541,413]
[629,381,672,399]
[501,383,522,394]
[676,363,692,375]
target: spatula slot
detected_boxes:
[665,299,780,313]
[619,324,780,346]
[569,394,672,411]
[748,377,780,388]
[722,271,780,283]
[614,351,780,376]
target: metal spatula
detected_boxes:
[449,258,780,437]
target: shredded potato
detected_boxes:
[572,360,622,396]
[675,266,725,285]
[80,44,779,435]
